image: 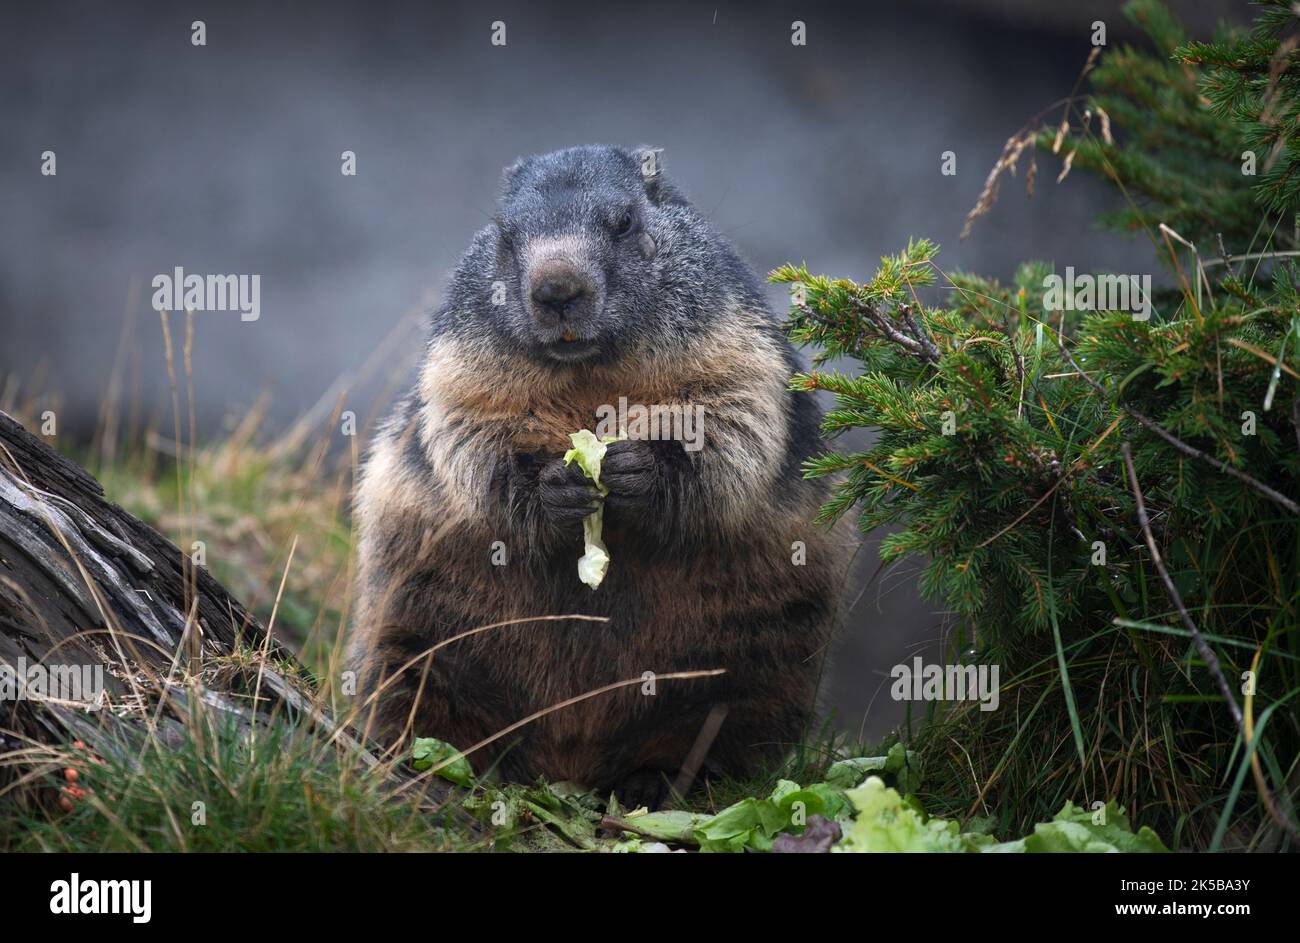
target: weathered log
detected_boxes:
[0,409,347,758]
[0,409,479,852]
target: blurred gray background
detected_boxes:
[0,0,1243,741]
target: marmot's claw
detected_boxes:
[538,458,600,527]
[602,438,654,472]
[613,768,672,812]
[602,439,658,508]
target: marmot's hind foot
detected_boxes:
[613,767,673,811]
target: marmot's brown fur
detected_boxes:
[348,145,848,804]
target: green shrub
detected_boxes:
[777,0,1300,850]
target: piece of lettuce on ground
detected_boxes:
[772,815,843,853]
[692,779,853,852]
[410,736,474,786]
[826,741,921,793]
[462,781,609,851]
[835,776,970,852]
[836,777,1169,853]
[991,800,1170,853]
[619,809,712,844]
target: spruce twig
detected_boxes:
[900,304,942,364]
[1058,331,1300,515]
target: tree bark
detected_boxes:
[0,409,336,755]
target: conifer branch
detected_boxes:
[1058,331,1300,515]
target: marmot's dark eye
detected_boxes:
[613,210,636,238]
[498,224,514,250]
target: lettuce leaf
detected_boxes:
[563,429,621,589]
[835,777,967,853]
[1020,800,1169,853]
[834,778,1170,853]
[410,736,474,786]
[689,779,853,853]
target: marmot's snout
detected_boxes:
[522,235,606,357]
[528,257,597,329]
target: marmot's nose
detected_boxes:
[530,274,586,315]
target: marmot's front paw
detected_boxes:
[538,458,600,529]
[601,439,659,512]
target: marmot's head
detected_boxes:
[443,145,762,368]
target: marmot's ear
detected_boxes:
[501,156,527,187]
[630,145,668,202]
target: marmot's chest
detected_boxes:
[505,385,691,455]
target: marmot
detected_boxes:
[349,145,847,804]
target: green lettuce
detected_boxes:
[410,736,474,786]
[825,741,920,792]
[563,429,621,589]
[835,778,1170,853]
[836,777,968,853]
[690,779,853,853]
[1019,800,1169,853]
